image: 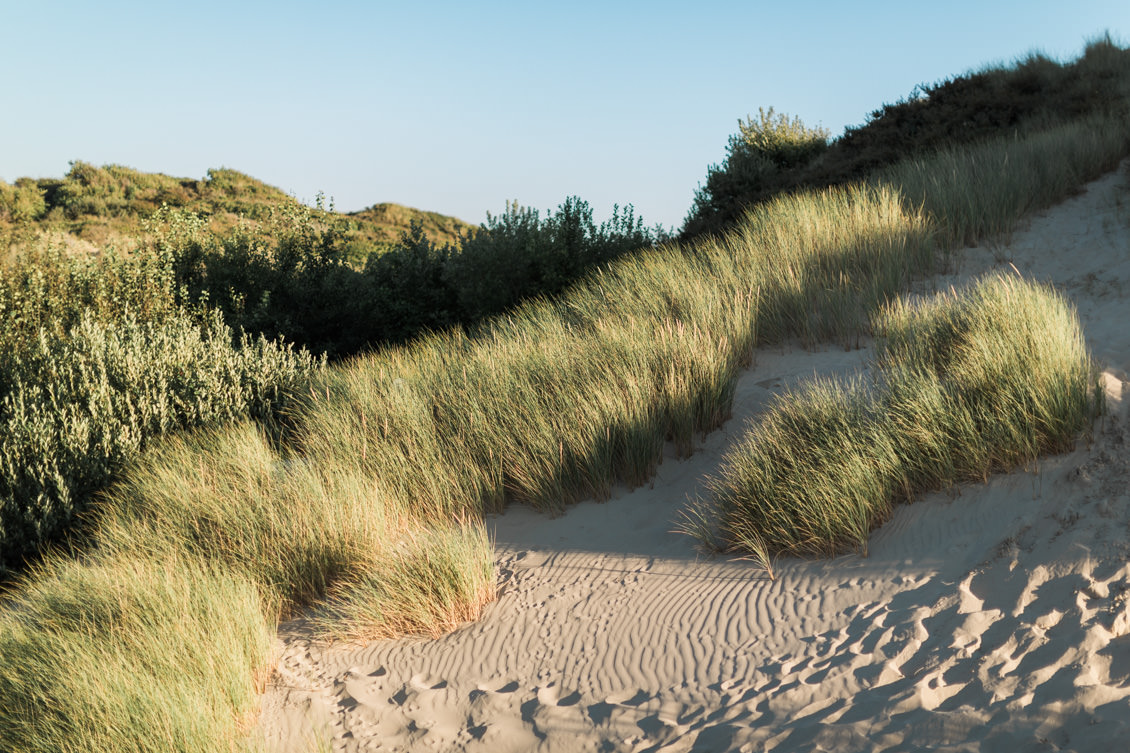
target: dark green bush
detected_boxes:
[167,203,364,357]
[361,221,457,343]
[449,197,656,322]
[169,196,661,356]
[683,108,829,238]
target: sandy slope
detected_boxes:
[262,164,1130,752]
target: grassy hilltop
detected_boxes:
[683,35,1130,239]
[0,34,1128,753]
[0,162,473,259]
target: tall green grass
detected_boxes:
[93,422,497,636]
[876,116,1130,249]
[286,182,930,527]
[0,555,271,753]
[698,274,1100,563]
[1,107,1126,751]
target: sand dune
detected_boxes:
[263,164,1130,752]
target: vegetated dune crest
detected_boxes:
[263,163,1130,753]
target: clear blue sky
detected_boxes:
[3,1,1127,230]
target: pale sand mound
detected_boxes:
[262,164,1130,752]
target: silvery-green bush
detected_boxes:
[0,309,319,574]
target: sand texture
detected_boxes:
[262,164,1130,752]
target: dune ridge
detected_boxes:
[262,165,1130,752]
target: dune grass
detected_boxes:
[876,115,1130,250]
[286,181,930,527]
[698,274,1101,562]
[0,108,1126,751]
[93,421,497,637]
[0,555,271,753]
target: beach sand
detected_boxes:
[262,163,1130,752]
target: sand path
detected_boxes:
[263,164,1130,752]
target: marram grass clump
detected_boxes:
[0,555,271,753]
[93,421,498,638]
[698,274,1101,564]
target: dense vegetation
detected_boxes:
[0,233,322,575]
[343,202,475,258]
[683,34,1130,239]
[170,196,662,356]
[0,36,1127,753]
[0,162,472,257]
[684,108,831,239]
[0,193,661,574]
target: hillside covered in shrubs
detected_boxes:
[0,162,473,259]
[0,185,664,574]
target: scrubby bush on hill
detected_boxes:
[1,161,472,261]
[0,179,47,224]
[683,34,1130,240]
[54,162,198,220]
[0,244,179,367]
[683,108,829,238]
[343,201,472,258]
[810,35,1130,189]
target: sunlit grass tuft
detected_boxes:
[0,555,271,753]
[94,421,498,635]
[313,522,496,642]
[701,274,1101,561]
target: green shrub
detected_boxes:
[449,197,657,322]
[0,309,319,574]
[683,108,829,238]
[0,179,47,223]
[167,202,365,357]
[168,196,661,356]
[0,243,180,367]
